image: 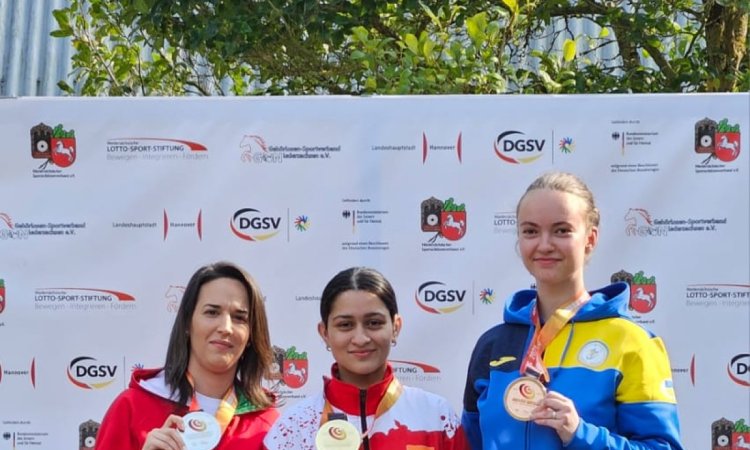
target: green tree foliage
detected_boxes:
[52,0,750,95]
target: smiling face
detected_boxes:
[187,277,251,381]
[318,289,402,389]
[517,189,598,290]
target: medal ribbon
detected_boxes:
[519,291,590,383]
[319,377,403,441]
[186,372,238,433]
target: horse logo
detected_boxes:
[441,212,466,241]
[422,197,467,242]
[611,269,657,313]
[631,284,657,313]
[282,357,309,389]
[695,117,741,164]
[52,139,76,167]
[0,213,13,229]
[164,285,185,313]
[239,135,268,162]
[715,132,741,162]
[264,345,309,390]
[624,208,653,236]
[283,361,308,388]
[30,123,77,169]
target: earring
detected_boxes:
[391,340,397,347]
[325,345,331,351]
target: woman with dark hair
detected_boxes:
[264,267,469,450]
[96,261,279,450]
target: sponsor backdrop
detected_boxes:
[0,95,748,449]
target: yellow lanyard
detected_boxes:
[186,372,238,433]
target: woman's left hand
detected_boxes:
[530,390,580,445]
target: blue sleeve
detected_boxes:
[461,409,483,450]
[462,329,495,450]
[565,402,683,450]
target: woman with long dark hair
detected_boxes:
[96,261,278,450]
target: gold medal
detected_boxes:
[315,419,361,450]
[503,377,546,421]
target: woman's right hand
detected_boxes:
[142,414,186,450]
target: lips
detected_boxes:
[534,257,560,266]
[349,349,375,359]
[209,340,234,350]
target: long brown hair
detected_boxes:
[164,261,274,408]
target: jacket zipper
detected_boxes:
[359,389,370,450]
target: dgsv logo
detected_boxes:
[415,281,466,314]
[728,353,750,387]
[230,208,282,241]
[67,356,118,389]
[494,130,545,164]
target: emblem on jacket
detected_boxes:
[578,341,608,367]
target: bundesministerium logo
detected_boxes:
[695,118,741,164]
[421,197,467,242]
[611,270,656,313]
[31,123,76,168]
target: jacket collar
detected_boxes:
[323,363,394,415]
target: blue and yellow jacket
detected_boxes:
[462,283,683,449]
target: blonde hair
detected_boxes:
[516,171,600,230]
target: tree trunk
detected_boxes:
[705,1,748,91]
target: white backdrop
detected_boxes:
[0,94,748,449]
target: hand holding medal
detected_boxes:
[529,390,580,446]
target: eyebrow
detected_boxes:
[202,303,249,315]
[518,220,573,227]
[331,312,387,320]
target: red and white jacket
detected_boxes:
[263,364,469,450]
[95,368,279,450]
